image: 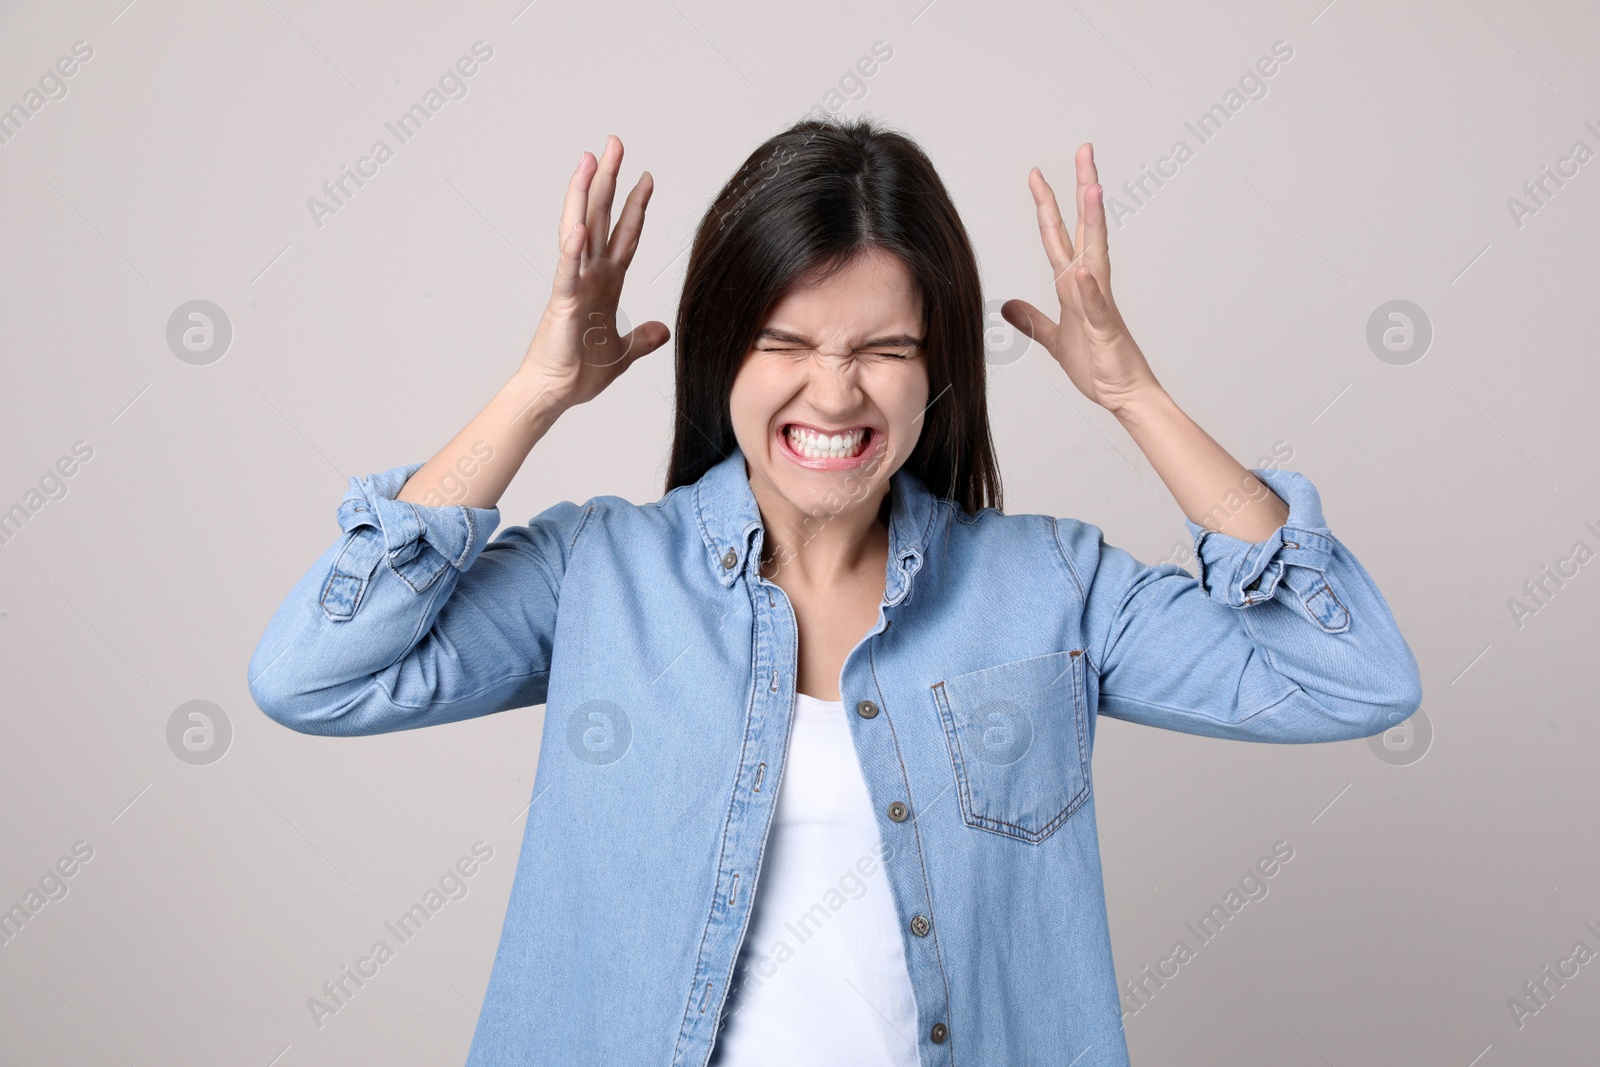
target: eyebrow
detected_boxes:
[755,328,924,349]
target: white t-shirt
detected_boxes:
[710,693,921,1066]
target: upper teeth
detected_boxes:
[786,426,867,459]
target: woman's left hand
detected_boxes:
[1001,143,1162,416]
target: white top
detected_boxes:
[710,693,921,1066]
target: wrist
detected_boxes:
[1107,381,1172,426]
[506,371,572,423]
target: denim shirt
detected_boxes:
[247,445,1422,1067]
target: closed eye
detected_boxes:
[753,329,924,360]
[755,347,915,359]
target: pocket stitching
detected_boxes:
[930,682,978,836]
[930,649,1091,844]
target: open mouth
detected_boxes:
[777,422,880,468]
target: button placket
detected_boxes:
[835,618,952,1063]
[687,550,792,1053]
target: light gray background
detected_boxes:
[1,0,1595,1064]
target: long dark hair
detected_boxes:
[664,115,1002,514]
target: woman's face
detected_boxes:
[729,247,930,533]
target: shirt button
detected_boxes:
[721,549,738,570]
[856,699,878,719]
[887,801,908,822]
[910,914,930,937]
[930,1022,948,1044]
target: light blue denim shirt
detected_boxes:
[247,445,1422,1066]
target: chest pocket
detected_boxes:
[930,648,1090,844]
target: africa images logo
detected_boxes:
[306,42,494,230]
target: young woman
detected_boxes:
[248,118,1421,1067]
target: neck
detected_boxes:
[748,467,893,586]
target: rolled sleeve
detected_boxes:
[249,460,588,736]
[1068,464,1422,743]
[1183,467,1348,632]
[322,462,501,620]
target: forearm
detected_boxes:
[397,372,568,509]
[1111,385,1289,543]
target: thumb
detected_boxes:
[1000,299,1059,351]
[618,321,671,369]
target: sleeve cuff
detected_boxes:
[1183,467,1337,612]
[333,462,502,597]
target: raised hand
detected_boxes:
[389,136,667,509]
[519,134,671,411]
[1000,143,1160,416]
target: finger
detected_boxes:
[558,151,595,256]
[1074,143,1097,259]
[999,298,1061,352]
[552,221,585,301]
[1073,264,1114,329]
[586,135,622,262]
[618,320,671,365]
[1082,180,1111,286]
[1027,168,1077,282]
[607,170,654,268]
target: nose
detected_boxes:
[805,350,864,417]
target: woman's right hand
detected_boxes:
[395,136,661,511]
[518,134,671,411]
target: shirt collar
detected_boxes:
[691,444,936,605]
